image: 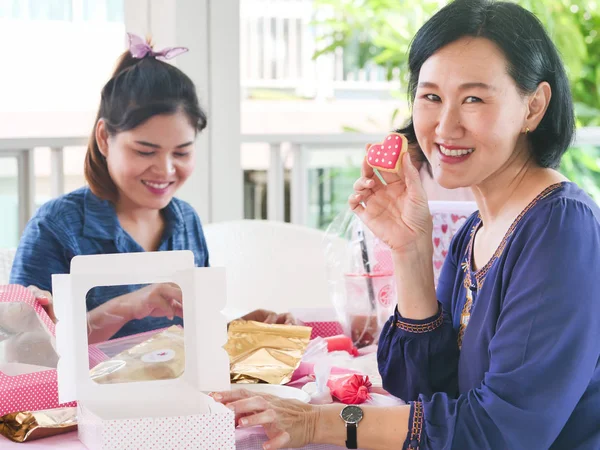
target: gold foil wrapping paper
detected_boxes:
[225,320,311,385]
[0,407,77,442]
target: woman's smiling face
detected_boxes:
[412,37,531,189]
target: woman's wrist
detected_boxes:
[392,240,438,319]
[86,294,134,344]
[312,405,344,445]
[105,293,137,322]
[312,404,411,449]
[391,235,433,260]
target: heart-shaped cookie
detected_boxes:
[366,133,408,174]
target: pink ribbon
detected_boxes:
[127,32,188,60]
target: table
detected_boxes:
[0,428,349,449]
[1,307,381,449]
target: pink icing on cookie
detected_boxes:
[366,133,408,173]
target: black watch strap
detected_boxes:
[345,422,358,449]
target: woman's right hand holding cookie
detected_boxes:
[349,152,432,255]
[349,151,438,319]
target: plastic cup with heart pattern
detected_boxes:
[344,273,396,347]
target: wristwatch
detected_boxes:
[340,405,364,449]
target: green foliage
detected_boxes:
[313,0,600,199]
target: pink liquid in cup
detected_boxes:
[343,273,397,347]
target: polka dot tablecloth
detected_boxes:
[236,427,355,450]
[1,426,352,449]
[0,284,76,416]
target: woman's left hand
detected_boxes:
[240,309,296,325]
[212,389,319,449]
[27,285,56,323]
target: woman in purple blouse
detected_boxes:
[215,1,600,449]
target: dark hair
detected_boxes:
[85,46,207,202]
[397,0,575,169]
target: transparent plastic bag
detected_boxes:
[0,290,58,369]
[323,202,477,348]
[324,209,396,348]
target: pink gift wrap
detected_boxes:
[301,321,345,339]
[0,284,76,415]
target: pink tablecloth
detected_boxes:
[0,428,348,449]
[0,428,345,450]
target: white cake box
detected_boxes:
[52,251,235,450]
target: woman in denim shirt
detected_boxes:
[10,35,292,343]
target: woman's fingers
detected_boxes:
[361,145,376,178]
[238,408,277,427]
[264,431,292,449]
[27,285,57,322]
[226,395,274,424]
[159,283,183,303]
[402,152,427,200]
[227,395,270,415]
[260,312,278,324]
[276,313,296,325]
[147,296,177,320]
[42,301,57,323]
[348,193,364,212]
[212,390,312,450]
[27,285,52,300]
[210,388,251,404]
[151,283,183,320]
[239,309,295,325]
[170,299,184,318]
[229,400,295,450]
[353,177,376,193]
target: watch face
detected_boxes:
[340,405,364,424]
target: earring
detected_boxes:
[524,127,530,134]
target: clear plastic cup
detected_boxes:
[343,273,396,347]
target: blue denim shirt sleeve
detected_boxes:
[187,203,210,267]
[10,213,76,292]
[9,187,211,340]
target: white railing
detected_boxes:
[2,0,399,102]
[0,137,88,234]
[240,0,399,98]
[2,128,600,235]
[242,128,600,224]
